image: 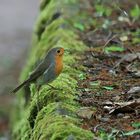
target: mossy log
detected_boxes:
[12,0,94,139]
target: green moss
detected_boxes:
[40,0,51,10]
[12,0,94,139]
[32,105,93,140]
[33,119,93,140]
[35,0,62,39]
[12,116,31,140]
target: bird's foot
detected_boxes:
[48,84,63,90]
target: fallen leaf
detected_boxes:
[120,36,128,42]
[105,45,124,53]
[123,129,140,136]
[127,86,140,94]
[103,99,140,114]
[77,107,95,119]
[132,122,140,129]
[102,86,114,90]
[74,22,85,31]
[113,53,140,68]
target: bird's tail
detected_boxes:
[11,80,28,93]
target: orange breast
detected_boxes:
[55,55,63,75]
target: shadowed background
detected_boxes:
[0,0,39,139]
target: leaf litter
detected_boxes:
[75,0,140,139]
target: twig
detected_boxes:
[102,34,117,49]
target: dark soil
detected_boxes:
[76,0,140,139]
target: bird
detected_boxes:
[11,47,64,93]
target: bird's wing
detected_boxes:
[43,63,53,74]
[28,58,50,82]
[42,63,55,83]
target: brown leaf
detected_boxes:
[77,107,96,119]
[103,99,140,114]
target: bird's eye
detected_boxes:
[57,50,60,53]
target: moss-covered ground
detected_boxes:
[12,0,140,139]
[12,0,94,140]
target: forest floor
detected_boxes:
[75,0,140,139]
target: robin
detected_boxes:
[11,47,64,93]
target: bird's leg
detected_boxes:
[48,84,57,89]
[36,85,41,112]
[47,84,62,90]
